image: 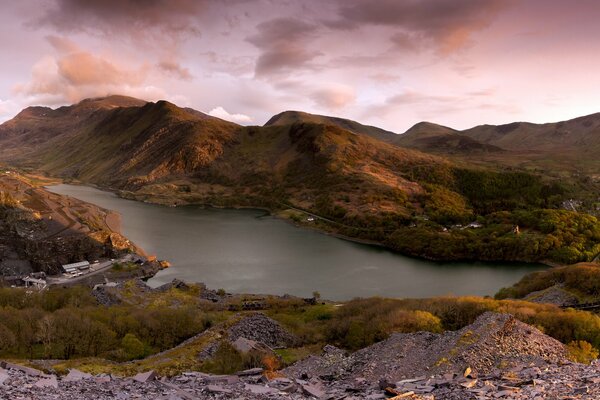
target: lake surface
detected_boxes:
[47,184,542,300]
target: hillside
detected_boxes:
[462,113,600,153]
[0,97,598,265]
[266,110,398,143]
[396,121,504,154]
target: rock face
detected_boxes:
[285,312,569,381]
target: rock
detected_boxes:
[459,379,477,388]
[94,374,111,383]
[232,337,264,353]
[155,278,190,292]
[207,384,233,394]
[524,284,579,307]
[205,374,240,384]
[0,369,9,385]
[302,382,326,398]
[227,313,299,349]
[34,375,58,388]
[132,370,156,383]
[1,361,48,377]
[236,367,264,376]
[63,369,92,382]
[285,312,569,382]
[244,383,278,394]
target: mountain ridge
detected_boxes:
[0,95,598,266]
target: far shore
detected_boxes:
[44,180,559,271]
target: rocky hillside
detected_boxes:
[1,312,598,399]
[0,172,136,275]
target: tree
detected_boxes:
[121,333,145,359]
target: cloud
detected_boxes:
[58,53,144,87]
[13,37,159,104]
[157,61,193,80]
[310,84,356,109]
[208,106,252,123]
[0,99,18,121]
[45,34,80,54]
[247,17,322,77]
[386,91,456,105]
[331,0,510,54]
[35,0,205,43]
[369,73,401,83]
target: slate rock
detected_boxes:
[63,369,93,382]
[132,370,156,383]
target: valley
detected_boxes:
[0,96,598,267]
[0,98,598,400]
[47,182,541,300]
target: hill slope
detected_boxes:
[0,97,597,265]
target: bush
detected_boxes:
[567,340,599,364]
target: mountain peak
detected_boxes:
[265,110,397,142]
[75,95,148,110]
[402,121,458,137]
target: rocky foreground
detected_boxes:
[1,312,600,399]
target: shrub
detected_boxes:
[567,340,599,364]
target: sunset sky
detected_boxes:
[1,0,600,132]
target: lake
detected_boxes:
[47,184,542,300]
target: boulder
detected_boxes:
[132,370,156,383]
[0,368,9,385]
[236,367,264,376]
[63,369,92,382]
[0,361,48,377]
[207,384,232,394]
[34,375,58,388]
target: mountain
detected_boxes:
[0,98,240,184]
[462,113,600,154]
[265,110,398,143]
[0,96,597,266]
[0,97,450,217]
[395,121,504,154]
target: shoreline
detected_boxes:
[45,180,556,270]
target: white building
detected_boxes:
[62,261,90,274]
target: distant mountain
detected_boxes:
[265,110,397,143]
[395,121,504,154]
[461,113,600,154]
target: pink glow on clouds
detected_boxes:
[1,0,600,131]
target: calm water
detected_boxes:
[47,184,542,300]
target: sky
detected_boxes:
[1,0,600,132]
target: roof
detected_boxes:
[62,261,90,270]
